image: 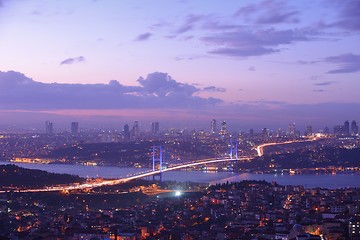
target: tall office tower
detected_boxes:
[344,120,350,135]
[123,124,130,141]
[220,121,227,135]
[211,119,217,134]
[262,128,269,137]
[324,126,330,135]
[133,120,139,137]
[45,121,53,134]
[71,122,79,135]
[351,120,358,135]
[334,125,344,135]
[151,122,159,135]
[249,129,254,138]
[306,125,313,136]
[287,123,296,136]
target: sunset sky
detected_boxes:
[0,0,359,131]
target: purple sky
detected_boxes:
[0,0,359,132]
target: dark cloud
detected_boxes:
[313,81,334,86]
[235,0,299,24]
[202,28,310,57]
[313,89,324,92]
[203,86,226,92]
[176,14,204,34]
[297,60,318,65]
[60,56,85,65]
[325,53,360,74]
[0,71,221,110]
[256,10,298,24]
[332,0,360,31]
[248,66,256,71]
[135,32,152,41]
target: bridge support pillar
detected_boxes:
[229,139,238,160]
[152,146,163,181]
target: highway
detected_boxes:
[255,134,324,157]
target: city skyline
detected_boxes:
[6,118,358,136]
[0,0,359,129]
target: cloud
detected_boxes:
[248,66,256,71]
[235,0,299,24]
[135,32,152,41]
[0,71,222,110]
[202,28,310,57]
[60,56,85,65]
[324,53,360,74]
[313,81,334,86]
[297,60,317,65]
[137,72,198,97]
[203,86,226,92]
[331,0,360,31]
[256,10,298,24]
[176,14,205,34]
[1,72,359,131]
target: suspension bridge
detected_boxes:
[1,136,321,193]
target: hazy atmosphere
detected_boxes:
[0,0,359,131]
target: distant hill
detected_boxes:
[0,164,84,190]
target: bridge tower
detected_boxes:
[229,139,238,160]
[152,146,163,181]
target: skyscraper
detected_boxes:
[287,123,296,136]
[220,121,227,135]
[123,124,130,141]
[71,122,79,135]
[323,126,330,135]
[249,129,254,138]
[351,120,358,135]
[151,122,159,135]
[344,120,350,135]
[306,125,313,136]
[211,119,217,134]
[133,120,139,138]
[334,125,344,135]
[45,121,53,134]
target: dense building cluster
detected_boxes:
[0,181,360,239]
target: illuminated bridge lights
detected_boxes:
[0,138,325,194]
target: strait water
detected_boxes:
[1,161,359,189]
